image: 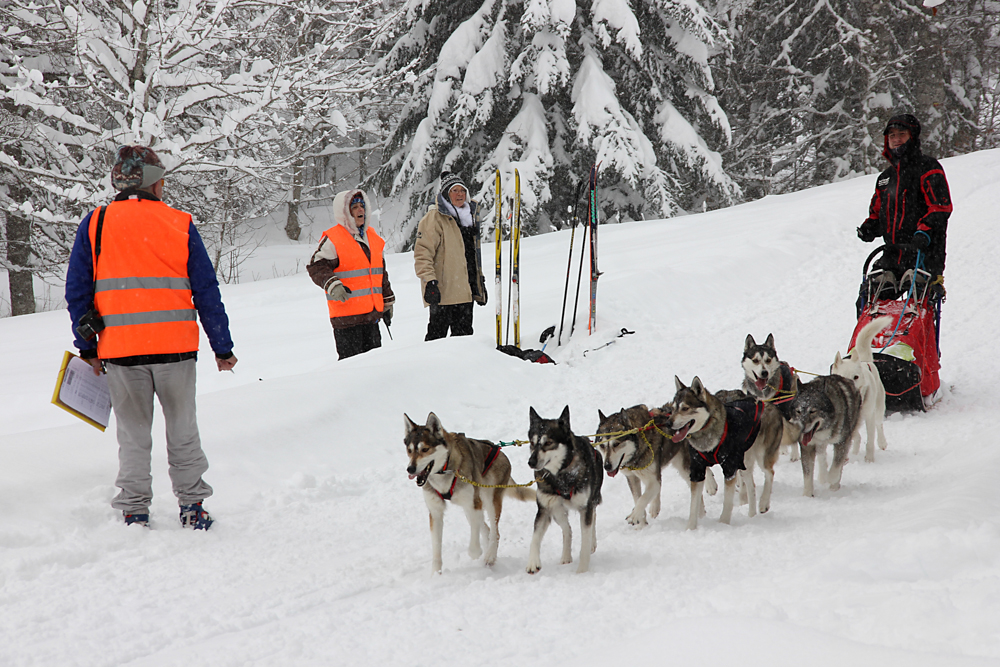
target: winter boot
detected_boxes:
[179,502,213,530]
[123,512,149,527]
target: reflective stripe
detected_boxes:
[326,287,382,300]
[333,267,384,279]
[103,309,197,327]
[95,276,192,292]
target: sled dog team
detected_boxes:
[404,316,893,574]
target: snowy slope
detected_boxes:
[2,149,1000,667]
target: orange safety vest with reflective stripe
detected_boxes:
[323,225,385,318]
[89,199,200,359]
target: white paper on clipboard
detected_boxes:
[58,355,112,428]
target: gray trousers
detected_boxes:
[105,359,213,513]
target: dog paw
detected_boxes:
[526,561,542,574]
[561,554,573,565]
[468,546,483,560]
[829,482,841,492]
[626,511,648,526]
[865,454,875,463]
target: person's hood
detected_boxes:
[882,113,922,164]
[333,189,371,236]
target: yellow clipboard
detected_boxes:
[51,351,112,431]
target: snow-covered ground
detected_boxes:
[2,149,999,666]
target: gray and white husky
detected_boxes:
[788,374,862,496]
[831,316,892,463]
[526,406,603,574]
[404,412,535,573]
[742,333,803,459]
[668,377,784,530]
[595,405,717,527]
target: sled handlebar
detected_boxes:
[863,243,916,276]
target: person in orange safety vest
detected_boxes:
[307,189,395,359]
[65,145,237,530]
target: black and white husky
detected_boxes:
[404,412,535,573]
[669,377,783,529]
[526,406,603,574]
[742,333,804,459]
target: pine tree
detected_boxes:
[715,1,898,196]
[714,0,995,199]
[372,0,740,244]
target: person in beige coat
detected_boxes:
[414,172,487,340]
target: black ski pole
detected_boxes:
[557,180,585,345]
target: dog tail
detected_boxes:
[507,480,536,502]
[854,315,893,363]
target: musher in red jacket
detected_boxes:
[857,114,952,311]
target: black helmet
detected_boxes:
[883,113,921,138]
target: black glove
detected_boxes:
[382,304,393,326]
[424,280,441,305]
[478,278,488,306]
[912,231,931,250]
[857,224,877,243]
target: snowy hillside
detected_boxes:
[2,149,1000,667]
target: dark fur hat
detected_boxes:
[111,145,165,192]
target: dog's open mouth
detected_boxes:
[755,375,767,390]
[409,461,434,486]
[671,420,694,443]
[801,423,819,447]
[606,459,621,478]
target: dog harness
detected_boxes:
[539,447,601,500]
[432,457,458,500]
[689,399,763,483]
[432,445,502,501]
[482,444,501,476]
[771,363,798,420]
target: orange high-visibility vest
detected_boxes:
[323,225,385,318]
[89,199,200,359]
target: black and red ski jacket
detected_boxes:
[858,144,952,276]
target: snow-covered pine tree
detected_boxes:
[870,0,1000,156]
[372,0,740,244]
[714,1,900,197]
[714,0,993,199]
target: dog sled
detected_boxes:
[851,244,942,412]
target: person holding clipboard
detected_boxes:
[65,146,238,530]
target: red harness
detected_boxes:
[433,445,502,501]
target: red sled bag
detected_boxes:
[850,298,939,412]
